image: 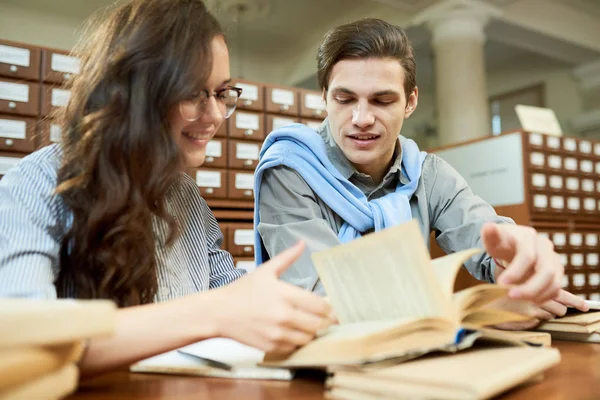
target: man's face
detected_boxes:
[324,57,418,177]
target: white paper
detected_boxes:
[547,155,561,169]
[580,140,592,153]
[549,175,563,189]
[272,117,296,131]
[0,155,21,174]
[561,275,569,288]
[586,234,598,247]
[233,229,254,246]
[546,136,560,149]
[0,44,30,67]
[559,254,568,266]
[50,124,61,143]
[51,53,80,74]
[51,88,71,107]
[236,83,258,101]
[530,152,544,166]
[587,253,599,266]
[531,173,546,187]
[0,81,29,102]
[564,157,578,171]
[584,198,596,211]
[567,197,580,211]
[573,273,585,287]
[571,254,584,267]
[582,179,594,192]
[581,160,593,173]
[271,88,295,106]
[596,162,600,174]
[234,173,254,190]
[515,105,562,136]
[236,261,256,273]
[589,274,600,287]
[195,170,221,188]
[0,119,26,139]
[550,196,564,209]
[304,93,325,111]
[553,233,566,246]
[563,138,577,151]
[533,194,547,208]
[235,112,260,131]
[236,143,259,160]
[205,141,222,157]
[570,233,583,247]
[566,177,579,191]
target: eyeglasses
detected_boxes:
[179,86,243,122]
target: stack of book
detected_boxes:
[0,299,116,399]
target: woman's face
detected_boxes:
[169,35,231,169]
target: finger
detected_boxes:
[510,266,557,303]
[265,326,314,348]
[540,299,567,318]
[280,282,332,318]
[481,223,517,262]
[285,307,333,335]
[555,289,589,311]
[498,228,538,286]
[531,307,555,320]
[261,241,305,277]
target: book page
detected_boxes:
[312,220,448,324]
[431,249,482,298]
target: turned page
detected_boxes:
[312,220,449,324]
[430,249,482,299]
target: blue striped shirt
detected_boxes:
[0,144,245,301]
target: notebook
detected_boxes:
[131,338,293,380]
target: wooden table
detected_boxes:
[68,341,600,400]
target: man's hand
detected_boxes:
[482,223,589,311]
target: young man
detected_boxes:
[254,18,587,321]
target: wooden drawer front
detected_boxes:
[202,138,227,168]
[265,85,298,116]
[41,84,71,116]
[0,41,41,81]
[265,114,298,134]
[234,257,256,273]
[228,223,255,256]
[233,79,264,112]
[228,140,260,170]
[192,168,227,199]
[0,115,37,153]
[38,119,63,148]
[0,79,40,117]
[0,151,24,179]
[228,110,264,141]
[41,49,80,84]
[227,170,254,200]
[299,89,327,119]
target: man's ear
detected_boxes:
[405,86,419,118]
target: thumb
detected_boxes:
[261,241,305,278]
[481,223,515,262]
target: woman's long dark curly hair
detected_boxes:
[55,0,223,307]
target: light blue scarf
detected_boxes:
[253,123,426,264]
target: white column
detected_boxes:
[414,0,502,146]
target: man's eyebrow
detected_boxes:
[372,90,400,97]
[329,87,356,95]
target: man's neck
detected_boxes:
[353,157,395,185]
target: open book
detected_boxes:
[535,310,600,342]
[263,220,532,368]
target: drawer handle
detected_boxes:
[5,139,13,147]
[10,65,18,72]
[280,104,290,111]
[244,129,254,136]
[205,188,214,194]
[243,246,253,252]
[206,156,214,163]
[243,190,252,196]
[243,99,252,106]
[244,159,252,166]
[8,102,16,109]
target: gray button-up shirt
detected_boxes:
[257,120,512,295]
